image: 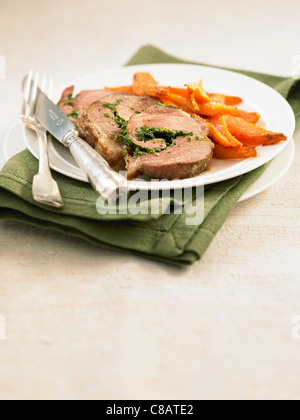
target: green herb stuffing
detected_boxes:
[135,126,193,145]
[102,99,122,111]
[67,110,79,120]
[65,93,74,107]
[102,100,125,127]
[102,100,194,159]
[102,100,134,149]
[154,102,176,109]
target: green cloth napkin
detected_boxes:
[0,45,299,266]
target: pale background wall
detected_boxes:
[0,0,299,400]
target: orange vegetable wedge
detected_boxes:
[195,102,260,123]
[186,80,211,109]
[166,89,242,104]
[105,85,134,94]
[163,93,260,123]
[132,72,169,97]
[162,93,194,113]
[214,143,257,159]
[208,93,242,106]
[168,87,189,97]
[263,137,288,146]
[224,115,287,146]
[194,115,241,148]
[207,116,243,148]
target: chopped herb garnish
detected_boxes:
[67,110,79,119]
[65,93,75,107]
[154,102,176,109]
[135,126,193,145]
[102,99,122,111]
[101,100,192,159]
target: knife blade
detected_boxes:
[35,91,75,142]
[35,91,127,201]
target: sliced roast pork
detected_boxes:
[78,103,123,170]
[125,106,213,180]
[126,138,214,180]
[58,86,114,125]
[77,93,159,170]
[99,92,159,120]
[58,86,213,179]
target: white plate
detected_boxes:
[23,63,296,191]
[3,121,295,202]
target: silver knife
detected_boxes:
[35,91,127,201]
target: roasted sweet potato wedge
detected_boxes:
[168,87,189,97]
[195,102,260,123]
[186,80,211,108]
[207,116,242,148]
[224,115,287,146]
[213,143,257,159]
[163,93,260,123]
[105,85,134,94]
[166,90,242,105]
[263,137,288,146]
[208,93,242,106]
[163,93,194,113]
[132,72,169,97]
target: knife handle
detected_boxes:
[63,130,127,201]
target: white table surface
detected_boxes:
[0,0,300,400]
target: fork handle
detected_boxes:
[37,129,52,176]
[32,128,64,208]
[63,130,127,201]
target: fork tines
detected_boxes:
[22,71,53,119]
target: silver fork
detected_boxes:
[21,70,64,208]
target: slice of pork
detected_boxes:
[78,103,124,170]
[125,106,213,180]
[76,94,160,171]
[99,92,159,121]
[126,106,209,150]
[126,138,214,180]
[58,86,114,125]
